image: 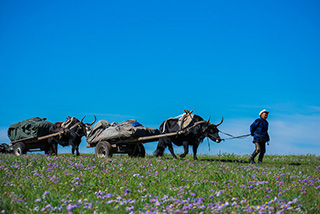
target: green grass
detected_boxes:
[1,153,319,213]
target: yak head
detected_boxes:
[202,117,223,143]
[80,115,97,137]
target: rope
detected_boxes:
[206,131,250,152]
[219,130,251,141]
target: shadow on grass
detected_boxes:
[200,158,248,163]
[200,158,303,166]
[288,162,302,166]
[153,156,304,166]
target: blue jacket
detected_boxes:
[250,117,269,142]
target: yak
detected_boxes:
[47,116,96,156]
[154,114,223,160]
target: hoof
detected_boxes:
[180,154,186,158]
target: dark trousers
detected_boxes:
[250,139,266,162]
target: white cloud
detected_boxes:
[267,114,320,155]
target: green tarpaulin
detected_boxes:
[8,117,54,141]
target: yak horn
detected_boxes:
[89,115,97,126]
[208,116,211,123]
[214,117,224,127]
[80,116,86,123]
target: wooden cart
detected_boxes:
[87,129,193,158]
[9,131,65,156]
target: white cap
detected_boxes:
[259,109,269,116]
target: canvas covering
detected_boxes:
[177,113,194,129]
[86,119,160,144]
[86,120,111,143]
[8,117,54,141]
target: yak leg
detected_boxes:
[73,141,80,156]
[75,144,80,156]
[47,139,53,155]
[71,145,80,156]
[52,143,58,155]
[155,137,177,159]
[71,146,75,155]
[47,138,58,155]
[192,144,199,160]
[70,140,76,156]
[180,141,189,158]
[69,137,80,156]
[154,138,167,157]
[167,143,177,159]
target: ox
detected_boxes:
[154,114,223,160]
[47,116,96,156]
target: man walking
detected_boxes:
[249,109,270,164]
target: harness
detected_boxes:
[62,121,85,138]
[162,110,195,133]
[177,120,207,134]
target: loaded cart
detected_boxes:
[8,117,63,156]
[86,119,159,158]
[9,132,64,156]
[86,119,200,158]
[87,131,189,158]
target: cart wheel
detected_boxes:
[128,144,145,158]
[13,143,26,156]
[0,143,9,153]
[95,141,113,158]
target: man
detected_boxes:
[249,109,270,164]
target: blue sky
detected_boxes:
[1,0,319,156]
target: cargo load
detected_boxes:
[8,117,54,141]
[87,119,160,144]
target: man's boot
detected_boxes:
[258,153,264,164]
[249,152,257,164]
[249,157,255,164]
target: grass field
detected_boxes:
[1,153,320,213]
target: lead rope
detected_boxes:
[219,130,251,140]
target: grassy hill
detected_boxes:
[1,153,319,213]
